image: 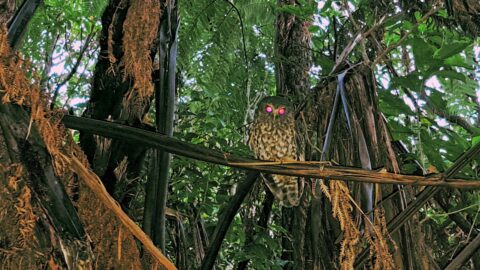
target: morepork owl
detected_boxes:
[248,96,302,207]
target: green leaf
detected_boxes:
[410,38,440,70]
[387,120,414,141]
[433,41,471,59]
[473,135,480,146]
[379,91,415,116]
[319,0,332,14]
[428,90,447,110]
[402,21,413,31]
[421,130,445,171]
[418,23,427,33]
[401,163,420,174]
[438,9,449,18]
[391,73,423,92]
[414,11,422,21]
[309,25,320,34]
[316,54,334,75]
[444,54,473,69]
[432,70,467,82]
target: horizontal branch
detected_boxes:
[62,115,480,188]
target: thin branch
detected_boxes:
[200,172,259,270]
[437,199,475,231]
[444,233,480,270]
[429,105,477,135]
[40,32,61,92]
[371,0,443,67]
[7,0,43,50]
[329,14,387,75]
[222,0,250,105]
[50,26,96,109]
[342,0,370,65]
[62,115,480,188]
[223,0,249,70]
[355,135,480,268]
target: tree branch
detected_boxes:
[444,233,480,270]
[7,0,43,50]
[200,171,259,270]
[430,106,477,134]
[50,26,96,109]
[371,0,442,67]
[62,115,480,188]
[355,135,480,268]
[237,188,274,270]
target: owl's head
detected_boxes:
[256,96,294,120]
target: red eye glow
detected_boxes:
[265,105,273,113]
[278,107,286,115]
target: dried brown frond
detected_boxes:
[0,164,44,268]
[326,180,361,270]
[0,27,68,177]
[114,157,129,181]
[61,126,145,269]
[77,183,142,269]
[319,180,396,270]
[15,186,37,248]
[319,180,331,200]
[107,23,117,67]
[122,0,161,111]
[364,208,396,270]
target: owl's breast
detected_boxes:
[248,118,297,161]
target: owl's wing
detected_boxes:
[262,174,302,207]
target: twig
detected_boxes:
[223,0,249,70]
[371,0,443,67]
[329,14,387,75]
[444,233,480,270]
[50,25,97,109]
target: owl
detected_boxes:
[248,96,301,207]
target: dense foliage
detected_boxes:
[17,0,480,268]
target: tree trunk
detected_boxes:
[275,0,312,268]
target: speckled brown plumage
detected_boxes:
[248,96,301,207]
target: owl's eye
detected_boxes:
[265,105,273,113]
[278,107,286,115]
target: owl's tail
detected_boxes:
[262,174,302,207]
